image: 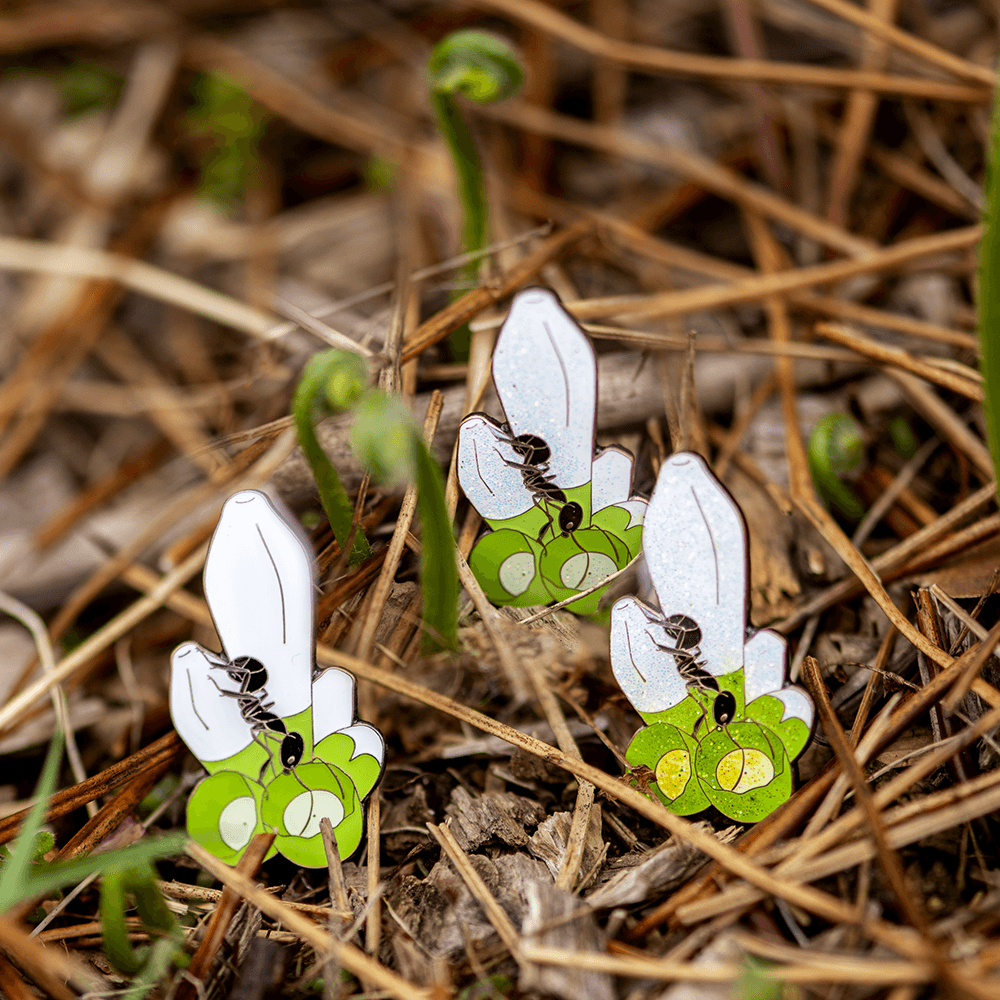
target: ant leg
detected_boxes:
[536,504,556,542]
[251,728,279,784]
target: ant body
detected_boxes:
[653,614,736,726]
[210,656,305,781]
[499,429,584,542]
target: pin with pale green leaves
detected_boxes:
[170,490,385,867]
[457,288,646,615]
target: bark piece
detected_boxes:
[444,786,546,851]
[520,881,614,1000]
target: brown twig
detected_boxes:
[801,656,933,935]
[401,222,590,362]
[0,731,184,846]
[176,832,276,1000]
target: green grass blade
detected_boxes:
[0,730,63,910]
[100,868,146,975]
[20,832,187,903]
[414,436,459,652]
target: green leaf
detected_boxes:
[0,730,63,911]
[428,31,524,105]
[101,862,185,994]
[349,393,417,487]
[414,437,459,652]
[185,73,266,207]
[101,868,146,975]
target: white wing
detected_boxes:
[610,597,689,715]
[312,670,385,761]
[311,667,357,741]
[203,490,313,719]
[457,413,534,522]
[591,447,634,512]
[492,288,596,490]
[742,629,814,727]
[169,642,252,763]
[644,452,747,677]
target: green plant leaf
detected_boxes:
[101,862,185,995]
[0,730,63,911]
[185,73,266,207]
[349,392,417,487]
[101,868,147,975]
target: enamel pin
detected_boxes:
[457,287,646,615]
[610,453,814,823]
[170,490,385,867]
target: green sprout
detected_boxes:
[888,415,919,460]
[185,73,266,208]
[428,30,524,356]
[293,350,458,650]
[979,81,1000,500]
[807,412,865,520]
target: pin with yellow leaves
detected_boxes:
[610,453,814,823]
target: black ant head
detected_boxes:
[663,615,702,650]
[280,732,305,770]
[559,501,584,534]
[513,433,550,464]
[713,691,737,726]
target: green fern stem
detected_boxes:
[979,79,1000,499]
[292,352,372,566]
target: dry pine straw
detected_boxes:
[1,0,1000,996]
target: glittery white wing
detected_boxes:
[643,452,747,677]
[169,642,252,763]
[610,597,690,716]
[591,447,633,511]
[457,413,534,522]
[203,490,313,719]
[492,288,596,490]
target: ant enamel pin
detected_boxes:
[611,453,814,823]
[170,490,385,867]
[457,287,646,615]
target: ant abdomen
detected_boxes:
[280,732,305,769]
[713,691,737,726]
[558,501,583,534]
